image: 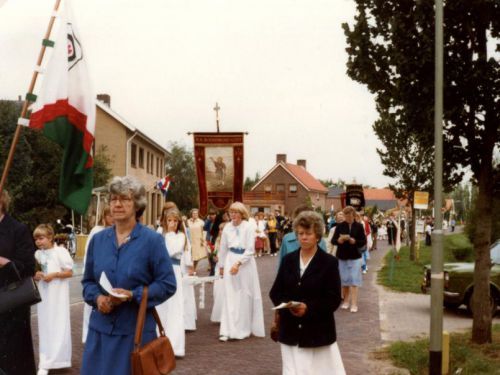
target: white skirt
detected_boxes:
[82,303,92,343]
[156,265,185,356]
[219,252,265,339]
[281,342,346,375]
[183,277,197,331]
[210,276,225,323]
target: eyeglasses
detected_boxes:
[110,196,133,205]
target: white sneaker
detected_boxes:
[362,269,367,274]
[219,335,228,342]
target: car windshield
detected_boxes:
[491,241,500,264]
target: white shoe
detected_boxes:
[340,303,349,310]
[219,335,228,342]
[350,306,358,313]
[362,269,367,274]
[37,369,49,375]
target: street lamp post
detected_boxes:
[429,0,444,373]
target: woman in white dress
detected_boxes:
[182,223,197,331]
[33,224,74,375]
[218,202,265,341]
[187,209,206,274]
[270,211,345,375]
[82,206,113,344]
[155,208,188,357]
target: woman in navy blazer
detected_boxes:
[270,211,345,375]
[81,176,176,375]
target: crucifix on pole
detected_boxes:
[213,102,220,132]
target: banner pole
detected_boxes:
[0,0,62,196]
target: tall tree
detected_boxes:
[0,100,68,228]
[164,142,199,213]
[244,172,261,191]
[344,0,500,343]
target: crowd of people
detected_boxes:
[1,174,409,375]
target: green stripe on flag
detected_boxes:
[42,116,92,214]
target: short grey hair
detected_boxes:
[108,176,147,214]
[293,211,325,240]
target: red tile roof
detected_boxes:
[285,163,328,192]
[363,188,396,201]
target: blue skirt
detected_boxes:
[81,328,157,375]
[338,258,363,287]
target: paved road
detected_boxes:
[31,244,389,374]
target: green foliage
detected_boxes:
[378,233,472,293]
[386,325,500,375]
[318,178,345,189]
[165,142,199,213]
[243,172,261,191]
[0,100,67,228]
[93,144,113,188]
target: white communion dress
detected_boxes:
[218,220,265,340]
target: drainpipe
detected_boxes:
[125,131,139,175]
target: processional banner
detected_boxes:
[193,132,244,216]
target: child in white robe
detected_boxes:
[33,224,73,375]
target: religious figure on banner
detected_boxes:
[205,147,234,192]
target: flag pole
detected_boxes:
[0,0,62,196]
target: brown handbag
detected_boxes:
[131,286,176,375]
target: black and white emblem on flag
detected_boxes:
[67,23,83,71]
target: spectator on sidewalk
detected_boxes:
[81,176,176,375]
[266,213,279,257]
[270,211,345,375]
[327,211,345,255]
[332,206,366,313]
[0,189,37,375]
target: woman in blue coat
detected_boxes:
[81,176,176,375]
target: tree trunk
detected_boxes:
[409,204,416,261]
[471,154,494,344]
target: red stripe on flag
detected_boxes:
[30,99,94,166]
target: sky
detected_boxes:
[0,0,392,187]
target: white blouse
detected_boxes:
[218,220,255,265]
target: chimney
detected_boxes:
[297,159,306,169]
[97,94,111,107]
[276,154,287,164]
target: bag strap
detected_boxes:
[133,286,167,350]
[133,286,149,350]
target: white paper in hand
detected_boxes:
[99,272,128,299]
[272,301,302,310]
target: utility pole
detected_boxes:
[429,0,444,373]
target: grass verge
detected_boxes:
[377,324,500,375]
[378,233,472,293]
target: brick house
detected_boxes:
[91,95,169,227]
[243,154,328,215]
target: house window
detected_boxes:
[150,154,154,174]
[131,143,137,168]
[289,184,297,195]
[264,184,272,194]
[146,152,150,173]
[276,184,285,193]
[139,147,144,168]
[316,193,320,201]
[156,157,160,176]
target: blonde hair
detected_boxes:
[0,190,11,213]
[33,224,55,241]
[343,206,356,215]
[229,201,249,220]
[99,206,112,226]
[162,208,189,250]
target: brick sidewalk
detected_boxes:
[31,243,391,374]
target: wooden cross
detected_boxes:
[213,102,220,132]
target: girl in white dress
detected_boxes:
[218,202,265,341]
[82,206,113,344]
[210,213,230,323]
[182,222,197,331]
[33,224,73,375]
[155,208,189,357]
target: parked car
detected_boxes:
[421,239,500,316]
